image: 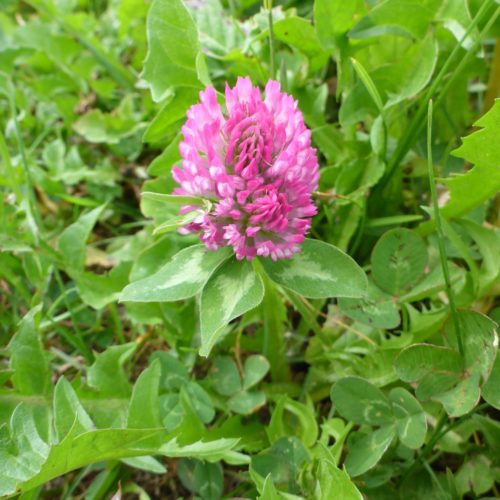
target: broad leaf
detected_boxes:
[142,0,201,101]
[389,387,426,449]
[371,228,427,295]
[120,245,231,303]
[200,258,264,356]
[331,377,393,426]
[261,239,367,299]
[7,306,50,396]
[87,343,136,398]
[315,460,363,500]
[338,281,401,329]
[127,360,162,429]
[395,312,496,416]
[57,205,105,271]
[345,425,394,477]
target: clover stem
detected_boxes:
[253,258,291,382]
[265,0,276,78]
[426,100,464,360]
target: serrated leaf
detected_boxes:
[445,100,500,219]
[8,306,50,396]
[120,245,231,303]
[200,258,264,356]
[54,378,94,442]
[261,239,367,299]
[127,360,161,429]
[87,343,136,397]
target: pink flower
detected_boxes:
[172,77,319,261]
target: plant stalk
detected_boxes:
[426,100,464,359]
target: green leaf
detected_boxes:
[314,0,367,49]
[8,306,50,396]
[261,239,367,299]
[183,382,215,423]
[141,191,207,206]
[228,391,266,415]
[331,377,393,426]
[384,33,438,107]
[57,205,105,271]
[200,258,264,356]
[419,100,500,235]
[0,404,51,496]
[87,343,136,398]
[120,245,232,303]
[192,460,223,500]
[267,397,318,449]
[142,0,201,101]
[338,281,401,329]
[455,454,496,496]
[243,355,270,390]
[148,133,182,176]
[192,0,244,60]
[211,356,242,396]
[251,437,310,494]
[143,87,199,144]
[482,355,500,410]
[73,96,140,144]
[121,456,166,474]
[447,100,500,215]
[157,437,242,462]
[349,0,433,39]
[153,210,203,235]
[20,428,167,493]
[258,474,282,499]
[272,17,328,73]
[75,262,132,310]
[315,460,363,500]
[371,228,427,295]
[389,387,426,449]
[151,352,189,391]
[344,425,395,477]
[53,378,94,442]
[127,360,162,429]
[395,312,497,416]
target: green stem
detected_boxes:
[266,0,276,78]
[254,259,291,382]
[0,126,22,201]
[10,98,43,241]
[109,303,126,344]
[427,100,464,359]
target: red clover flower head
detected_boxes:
[172,76,319,261]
